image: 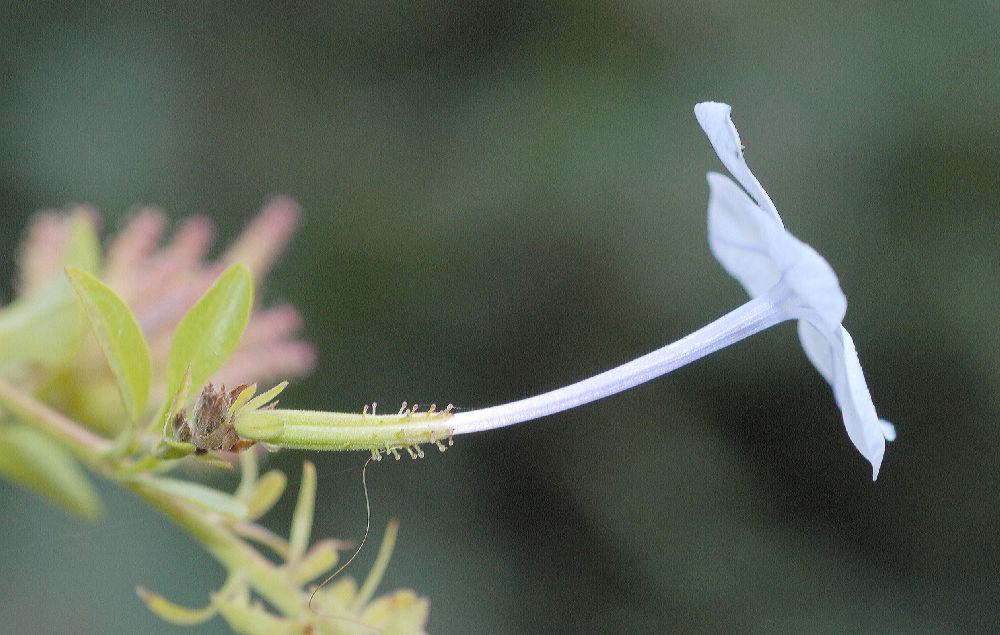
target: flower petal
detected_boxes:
[704,169,846,330]
[221,196,300,282]
[695,102,782,224]
[776,232,847,330]
[706,172,783,298]
[798,321,889,480]
[797,319,834,383]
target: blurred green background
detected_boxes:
[1,2,997,633]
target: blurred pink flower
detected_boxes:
[18,197,315,393]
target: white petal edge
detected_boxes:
[695,102,783,224]
[798,321,889,480]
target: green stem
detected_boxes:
[0,377,303,617]
[0,377,111,464]
[128,480,301,616]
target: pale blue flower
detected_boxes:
[696,102,894,478]
[431,103,894,479]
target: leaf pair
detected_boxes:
[66,263,254,425]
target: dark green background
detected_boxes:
[1,3,997,633]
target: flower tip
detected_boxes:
[172,214,217,256]
[220,196,301,281]
[287,341,319,374]
[260,195,301,229]
[694,101,736,131]
[867,438,887,481]
[880,419,896,442]
[694,101,731,114]
[870,451,886,480]
[694,103,735,139]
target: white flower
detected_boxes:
[441,102,896,480]
[240,104,894,481]
[695,101,894,479]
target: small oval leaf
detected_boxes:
[166,264,253,402]
[66,266,152,421]
[0,425,103,521]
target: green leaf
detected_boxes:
[287,461,316,566]
[157,367,192,439]
[136,587,217,626]
[193,453,236,471]
[292,539,340,584]
[355,518,400,610]
[63,210,102,274]
[154,439,197,460]
[165,264,253,403]
[66,267,152,422]
[245,469,287,520]
[134,475,248,519]
[228,383,258,416]
[244,381,288,412]
[0,425,103,521]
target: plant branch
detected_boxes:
[0,377,112,463]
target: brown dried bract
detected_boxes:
[173,383,255,453]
